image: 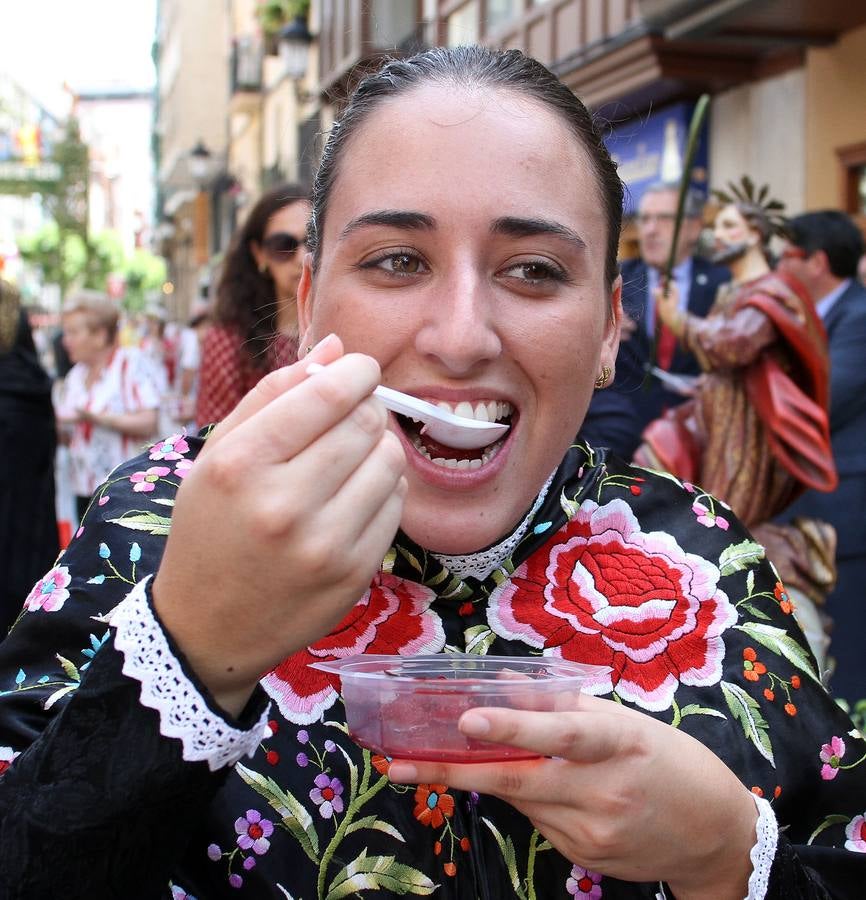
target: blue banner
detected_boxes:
[604,101,710,215]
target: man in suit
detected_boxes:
[775,210,866,701]
[580,182,729,459]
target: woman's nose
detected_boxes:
[414,270,501,375]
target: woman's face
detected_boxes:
[62,310,110,366]
[299,84,621,554]
[253,200,312,301]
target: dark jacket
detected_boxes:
[580,255,729,459]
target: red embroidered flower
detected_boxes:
[743,647,767,682]
[774,581,794,614]
[261,572,445,723]
[414,784,455,829]
[487,499,737,711]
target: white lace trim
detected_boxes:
[432,470,557,580]
[652,793,776,900]
[746,794,777,900]
[110,576,269,772]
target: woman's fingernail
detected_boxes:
[387,762,418,783]
[459,711,491,737]
[305,362,325,376]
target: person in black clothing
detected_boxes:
[0,281,58,635]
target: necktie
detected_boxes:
[655,302,677,371]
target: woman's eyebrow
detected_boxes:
[491,216,586,250]
[340,210,436,239]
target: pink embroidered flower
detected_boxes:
[234,809,273,855]
[130,466,171,492]
[0,746,20,777]
[174,458,194,479]
[98,495,110,506]
[262,572,445,723]
[820,736,847,780]
[149,434,190,461]
[488,499,737,711]
[845,814,866,853]
[310,773,344,818]
[567,865,603,898]
[682,482,696,493]
[691,501,729,530]
[24,565,72,613]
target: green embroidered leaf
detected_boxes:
[150,498,175,507]
[424,566,451,587]
[746,569,755,596]
[678,704,726,720]
[560,492,579,519]
[734,622,819,683]
[464,624,496,655]
[107,512,172,535]
[807,814,851,846]
[236,764,320,862]
[397,545,423,574]
[55,654,80,683]
[381,547,396,574]
[739,602,772,622]
[439,577,472,601]
[720,681,774,766]
[536,839,553,852]
[481,817,527,900]
[718,539,765,576]
[43,684,77,709]
[345,815,405,842]
[325,849,436,899]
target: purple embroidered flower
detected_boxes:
[820,736,846,780]
[24,565,72,613]
[206,843,222,861]
[171,886,197,900]
[691,501,729,530]
[324,739,336,752]
[310,773,344,818]
[567,864,603,898]
[149,434,190,461]
[296,752,309,767]
[243,856,257,871]
[297,729,309,744]
[234,809,274,855]
[130,465,171,493]
[846,814,866,853]
[229,873,243,888]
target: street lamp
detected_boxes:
[188,140,213,186]
[278,15,314,81]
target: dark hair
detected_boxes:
[787,210,865,279]
[215,182,308,367]
[307,46,623,289]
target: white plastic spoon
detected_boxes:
[306,363,510,450]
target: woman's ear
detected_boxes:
[602,274,623,368]
[296,252,315,347]
[250,240,266,273]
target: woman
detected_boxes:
[195,183,311,427]
[0,281,58,635]
[56,289,162,522]
[0,49,863,898]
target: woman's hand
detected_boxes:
[152,334,408,715]
[388,695,758,899]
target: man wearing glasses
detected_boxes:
[581,182,728,459]
[775,210,866,701]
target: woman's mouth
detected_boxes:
[395,399,515,471]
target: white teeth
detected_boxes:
[426,399,513,422]
[410,432,504,468]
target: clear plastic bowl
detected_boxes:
[310,654,609,763]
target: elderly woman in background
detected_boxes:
[0,48,864,899]
[195,183,311,427]
[56,290,162,522]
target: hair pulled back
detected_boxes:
[308,46,623,288]
[215,182,308,367]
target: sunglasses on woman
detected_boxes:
[261,232,303,260]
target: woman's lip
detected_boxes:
[390,415,514,487]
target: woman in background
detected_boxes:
[195,183,311,427]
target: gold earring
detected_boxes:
[258,261,268,274]
[595,365,611,389]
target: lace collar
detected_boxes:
[431,471,556,582]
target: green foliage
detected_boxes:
[256,0,310,35]
[123,249,167,314]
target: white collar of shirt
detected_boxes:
[815,279,851,320]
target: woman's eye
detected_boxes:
[362,252,427,275]
[501,260,567,283]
